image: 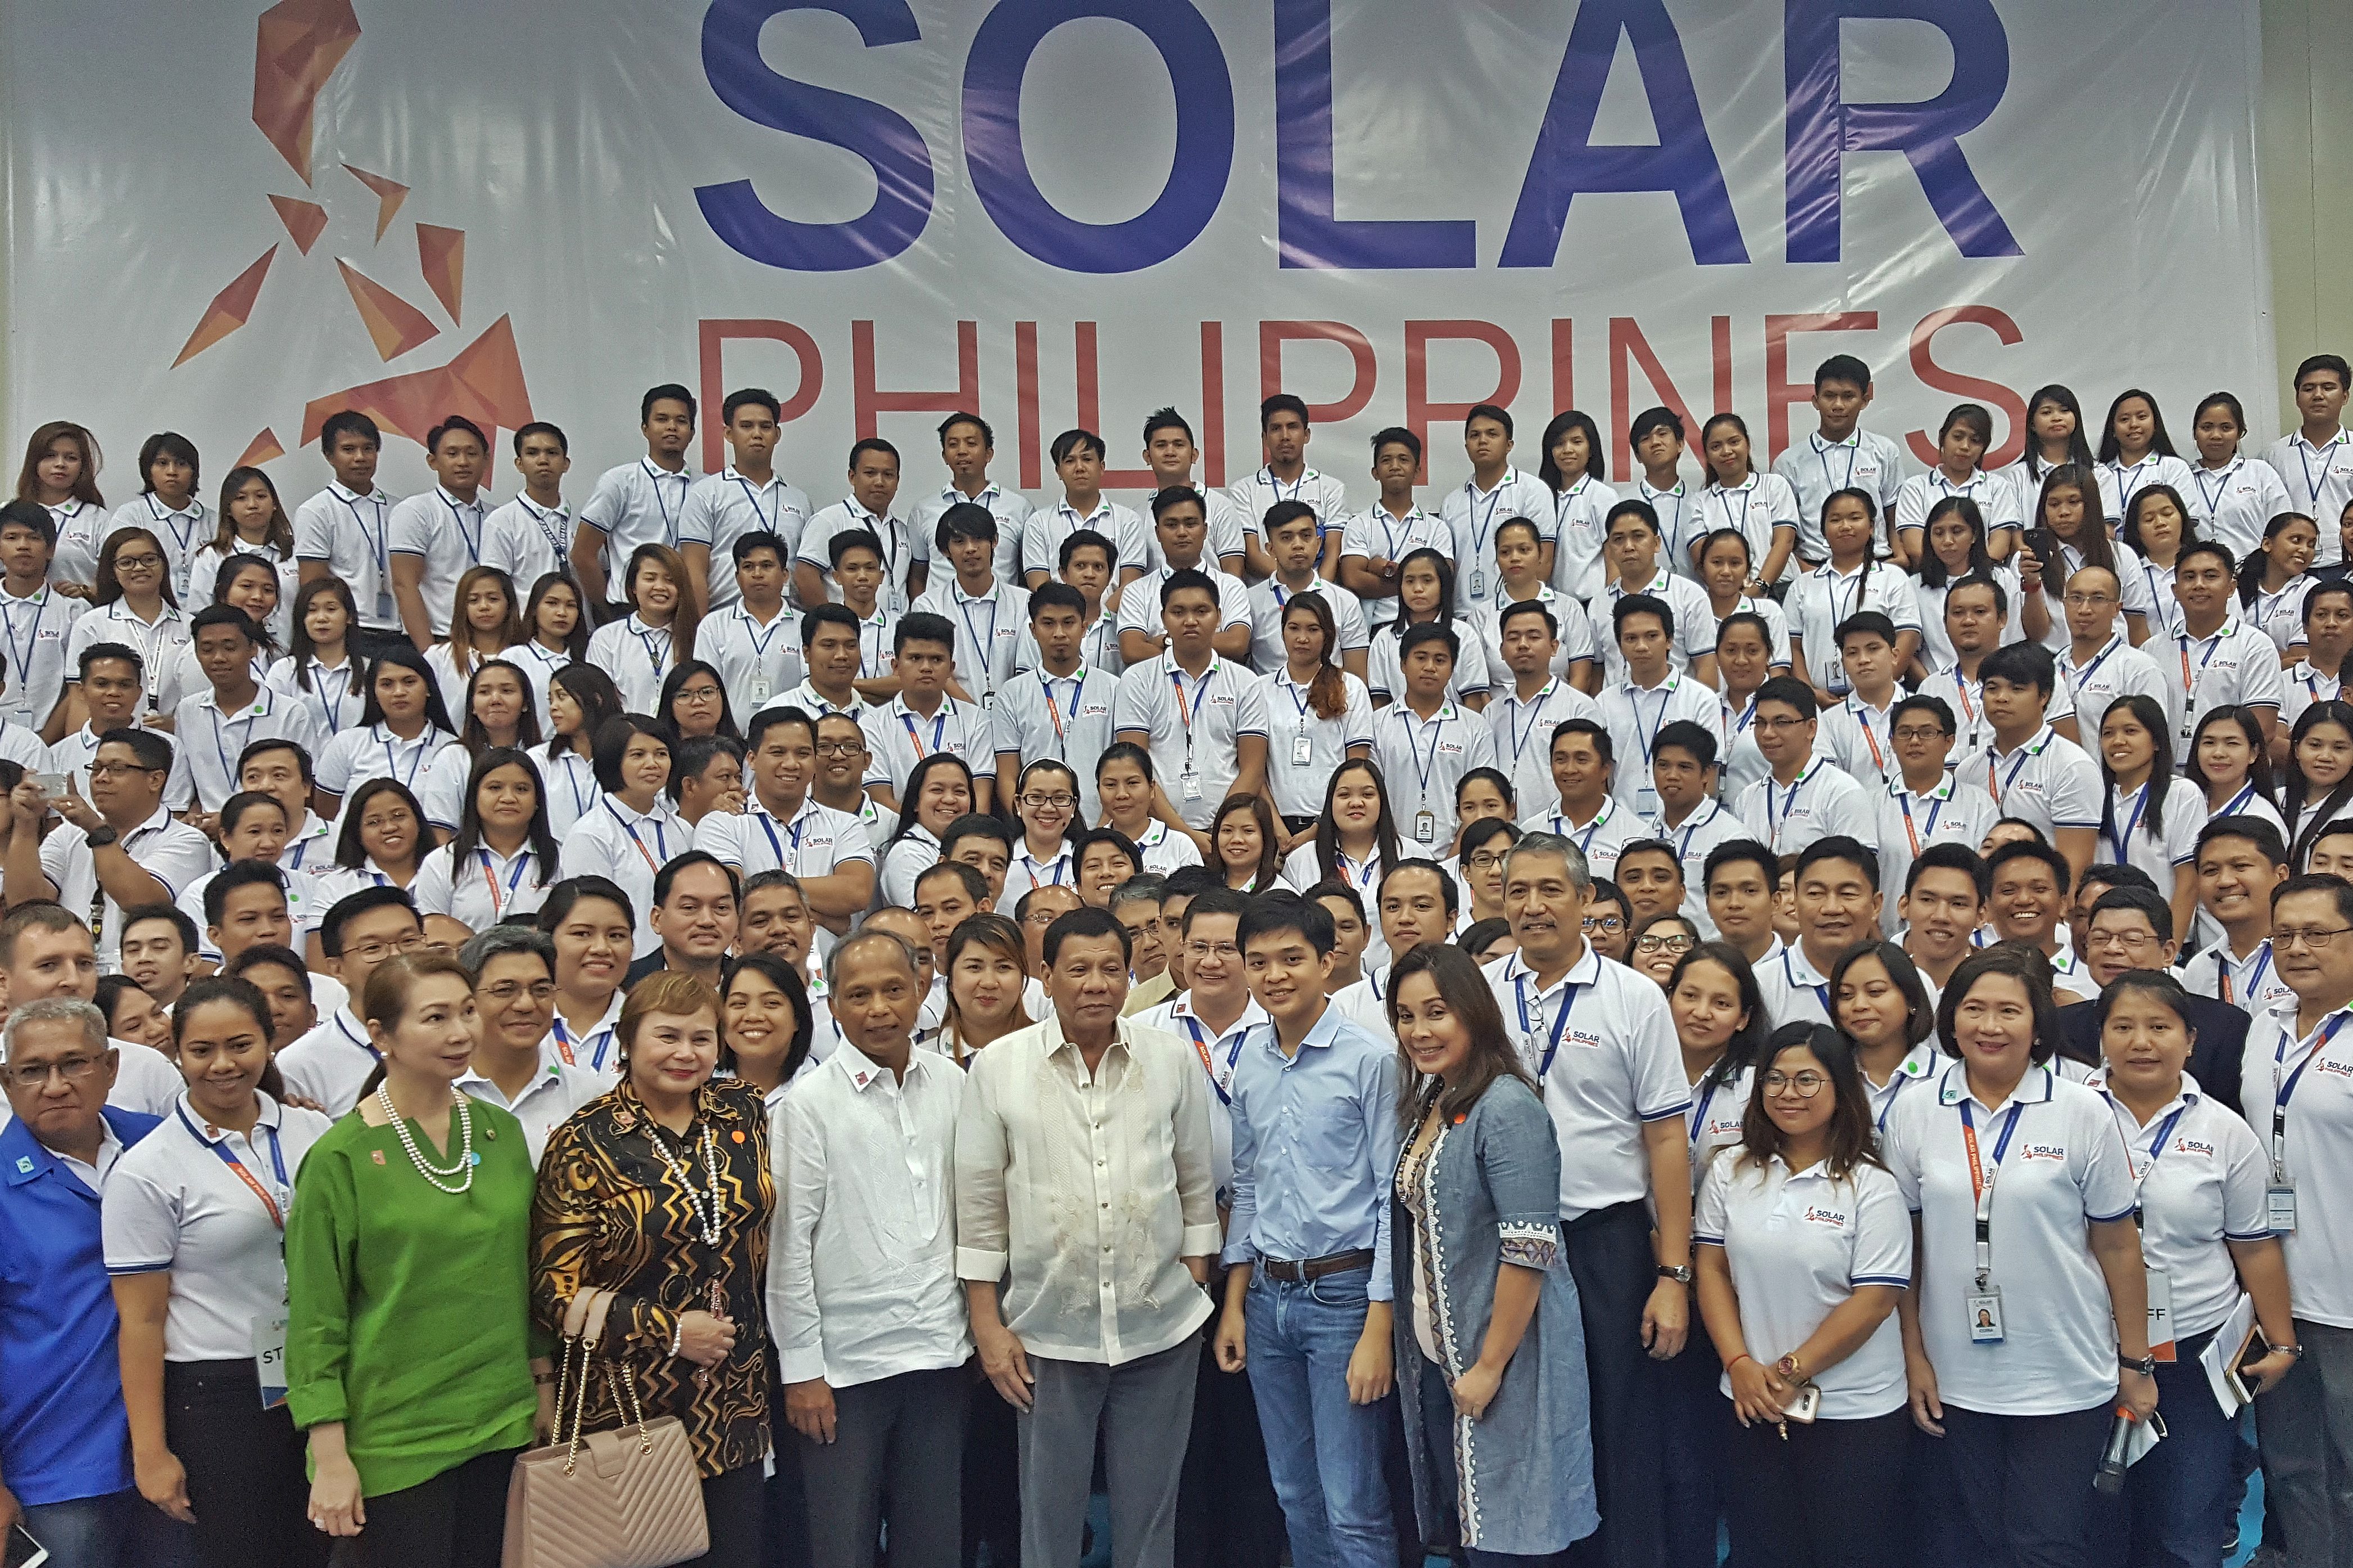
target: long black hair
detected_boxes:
[1388,546,1457,637]
[546,663,623,764]
[2096,695,2178,849]
[1537,410,1607,491]
[457,657,543,756]
[523,571,592,661]
[2236,511,2319,608]
[1664,939,1768,1099]
[1386,942,1538,1131]
[448,746,560,887]
[2184,705,2279,811]
[659,658,742,744]
[1738,1022,1884,1179]
[2098,388,2180,463]
[1314,757,1403,885]
[886,752,977,853]
[1915,496,1997,590]
[2020,384,2098,480]
[2285,699,2353,869]
[333,778,429,877]
[287,576,364,700]
[357,644,458,736]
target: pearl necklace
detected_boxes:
[378,1085,475,1194]
[645,1116,724,1247]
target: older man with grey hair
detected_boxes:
[770,926,969,1568]
[0,996,187,1566]
[455,924,599,1166]
[0,906,178,1127]
[1481,830,1692,1568]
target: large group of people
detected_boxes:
[1,351,2351,1568]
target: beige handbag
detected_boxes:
[502,1287,710,1568]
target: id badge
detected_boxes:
[980,690,995,712]
[253,1315,290,1410]
[1181,768,1204,802]
[1414,810,1436,844]
[2269,1180,2298,1234]
[1966,1287,2006,1343]
[1292,732,1314,767]
[750,677,771,706]
[2146,1269,2177,1363]
[1469,571,1486,601]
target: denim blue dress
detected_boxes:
[1390,1075,1599,1557]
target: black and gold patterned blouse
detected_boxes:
[530,1077,774,1477]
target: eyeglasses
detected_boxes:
[1763,1070,1829,1098]
[675,685,722,703]
[2084,929,2163,952]
[2060,592,2116,608]
[344,931,427,964]
[2,1053,107,1089]
[2274,926,2353,951]
[480,979,557,1005]
[1583,915,1625,934]
[114,553,163,571]
[1466,851,1509,870]
[1021,793,1077,811]
[1186,940,1240,961]
[1634,933,1695,955]
[814,739,864,756]
[1753,715,1809,732]
[89,761,162,779]
[1892,726,1950,743]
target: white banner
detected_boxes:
[2,0,2275,507]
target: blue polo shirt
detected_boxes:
[0,1107,158,1506]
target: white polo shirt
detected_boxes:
[412,840,559,931]
[2161,618,2283,752]
[579,459,697,583]
[1772,428,1907,565]
[1366,618,1498,706]
[1440,469,1557,614]
[1486,678,1603,815]
[912,483,1032,585]
[800,501,919,613]
[1643,799,1746,926]
[1884,1062,2139,1415]
[1589,569,1717,687]
[1001,843,1076,904]
[39,805,214,970]
[1955,726,2101,841]
[2185,457,2293,563]
[1600,674,1722,819]
[2242,998,2353,1326]
[67,599,189,718]
[479,495,573,595]
[1817,693,1902,791]
[1340,503,1449,626]
[1785,560,1923,696]
[48,499,104,588]
[2060,634,2173,739]
[695,794,873,885]
[1130,819,1206,876]
[1022,498,1149,580]
[1634,478,1703,583]
[1137,487,1252,573]
[1280,840,1380,898]
[2264,430,2353,568]
[293,482,400,630]
[1917,667,2077,765]
[1259,669,1376,820]
[1133,991,1268,1210]
[1012,610,1123,681]
[680,469,811,612]
[2085,1075,2270,1340]
[1248,578,1371,676]
[104,494,212,602]
[1697,474,1802,584]
[2248,575,2320,657]
[0,584,81,731]
[2032,540,2159,653]
[2179,937,2295,1014]
[913,580,1027,706]
[1472,585,1601,690]
[699,602,806,717]
[1686,1063,1754,1188]
[1115,565,1253,658]
[1756,942,1838,1031]
[275,1007,382,1117]
[543,992,625,1087]
[1695,1152,1911,1419]
[1485,946,1688,1221]
[2100,780,2202,896]
[563,794,691,956]
[860,694,995,799]
[1916,565,2024,676]
[0,717,46,777]
[266,655,366,743]
[1893,467,2023,542]
[1373,700,1498,851]
[1735,758,1872,859]
[1226,468,1350,548]
[540,748,602,837]
[1546,475,1620,603]
[584,614,681,715]
[778,679,867,722]
[1110,655,1267,830]
[1874,776,1998,930]
[1518,798,1644,884]
[1862,1039,1945,1134]
[458,1058,605,1167]
[991,666,1119,826]
[167,683,324,813]
[314,721,457,804]
[387,487,489,638]
[101,1092,334,1361]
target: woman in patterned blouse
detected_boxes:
[528,971,775,1566]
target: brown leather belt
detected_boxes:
[1259,1248,1375,1283]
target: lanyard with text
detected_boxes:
[645,464,683,542]
[2110,1098,2189,1225]
[605,803,668,874]
[478,849,533,919]
[1815,437,1859,498]
[1898,792,1945,858]
[1510,681,1557,762]
[520,498,569,557]
[1987,742,2037,812]
[2104,785,2152,865]
[2073,636,2122,696]
[900,703,949,761]
[2298,436,2346,514]
[1851,701,1887,776]
[756,806,809,869]
[2272,1012,2352,1193]
[956,591,1001,695]
[1041,671,1085,751]
[380,729,433,788]
[0,591,46,703]
[632,624,673,679]
[1021,849,1068,887]
[550,1013,613,1071]
[178,1104,289,1228]
[442,493,484,563]
[1688,1074,1724,1148]
[1183,1015,1246,1106]
[1515,973,1583,1083]
[1767,763,1815,847]
[1960,1098,2026,1287]
[2221,944,2273,1009]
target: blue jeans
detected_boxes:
[2118,1330,2241,1566]
[1243,1266,1399,1568]
[20,1488,197,1568]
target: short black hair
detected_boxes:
[1703,838,1779,892]
[1042,903,1130,968]
[205,859,289,928]
[652,850,739,908]
[237,737,315,787]
[1371,426,1421,463]
[828,528,884,570]
[189,604,261,646]
[2089,885,2173,947]
[722,387,779,425]
[1028,582,1086,622]
[935,502,999,552]
[940,812,1013,859]
[1059,528,1114,572]
[1979,641,2056,697]
[1890,694,1954,734]
[731,530,787,569]
[513,420,568,455]
[642,383,697,423]
[1795,835,1879,893]
[1236,892,1336,957]
[2275,871,2353,925]
[914,860,989,904]
[121,902,197,954]
[2195,814,2288,868]
[320,885,420,957]
[1398,620,1459,662]
[1651,720,1717,770]
[895,611,955,657]
[1904,842,1988,901]
[938,411,994,447]
[1612,593,1675,643]
[1814,354,1873,392]
[1835,610,1898,651]
[1986,837,2074,895]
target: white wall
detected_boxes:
[2264,0,2353,405]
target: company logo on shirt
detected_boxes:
[1801,1205,1849,1229]
[1567,1028,1604,1050]
[2018,1141,2068,1162]
[2174,1137,2216,1158]
[2315,1057,2353,1082]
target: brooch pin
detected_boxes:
[731,1130,745,1144]
[612,1108,637,1133]
[370,1150,386,1165]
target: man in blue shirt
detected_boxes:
[1213,895,1401,1568]
[0,996,182,1567]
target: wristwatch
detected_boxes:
[82,825,119,848]
[1775,1352,1807,1382]
[1657,1264,1694,1285]
[2119,1351,2159,1376]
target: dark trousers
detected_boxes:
[1659,1312,1732,1568]
[677,1461,768,1568]
[2110,1330,2239,1567]
[1723,1406,1910,1567]
[165,1359,329,1568]
[340,1446,520,1568]
[17,1488,196,1568]
[798,1366,966,1568]
[1939,1403,2111,1568]
[1176,1328,1284,1568]
[1561,1200,1665,1568]
[963,1361,1021,1568]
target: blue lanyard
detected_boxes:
[475,848,534,917]
[631,624,672,678]
[1509,681,1557,762]
[1397,705,1452,803]
[2073,635,2123,691]
[2223,944,2273,1010]
[2193,462,2234,517]
[146,493,201,558]
[1768,763,1816,847]
[2105,784,2152,864]
[900,706,948,757]
[755,804,808,867]
[605,802,669,871]
[441,493,484,563]
[645,463,683,542]
[1646,483,1687,551]
[380,728,431,787]
[1815,436,1858,498]
[2275,1013,2352,1131]
[0,591,46,705]
[1266,469,1307,507]
[1630,680,1676,775]
[1280,677,1313,729]
[1783,949,1830,1017]
[309,660,356,734]
[334,1012,380,1062]
[737,606,788,665]
[956,590,1001,690]
[557,753,596,816]
[1688,1075,1725,1147]
[551,1012,614,1072]
[1897,792,1944,857]
[2108,1098,2189,1219]
[1463,479,1508,560]
[1515,972,1581,1082]
[339,492,391,574]
[211,700,261,794]
[519,497,569,556]
[1023,849,1068,886]
[176,1105,289,1227]
[1670,803,1717,862]
[1182,1015,1246,1107]
[730,475,778,532]
[2295,437,2345,512]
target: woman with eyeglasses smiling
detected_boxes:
[1001,758,1081,903]
[1694,1021,1914,1568]
[66,525,189,716]
[1626,911,1699,989]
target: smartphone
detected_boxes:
[6,1521,49,1568]
[32,774,66,798]
[1783,1384,1821,1424]
[2023,526,2061,574]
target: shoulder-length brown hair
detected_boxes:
[941,912,1034,1062]
[624,542,700,662]
[1737,1022,1883,1180]
[1935,942,2063,1064]
[1387,942,1535,1131]
[1277,590,1348,721]
[16,420,104,508]
[1212,792,1284,891]
[618,970,721,1058]
[93,525,179,608]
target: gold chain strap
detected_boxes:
[602,1361,655,1454]
[559,1331,592,1475]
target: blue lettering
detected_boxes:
[962,0,1234,274]
[1784,0,2020,262]
[693,0,936,272]
[1273,0,1473,270]
[1500,0,1747,269]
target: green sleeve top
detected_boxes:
[284,1099,542,1498]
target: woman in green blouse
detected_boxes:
[285,952,550,1567]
